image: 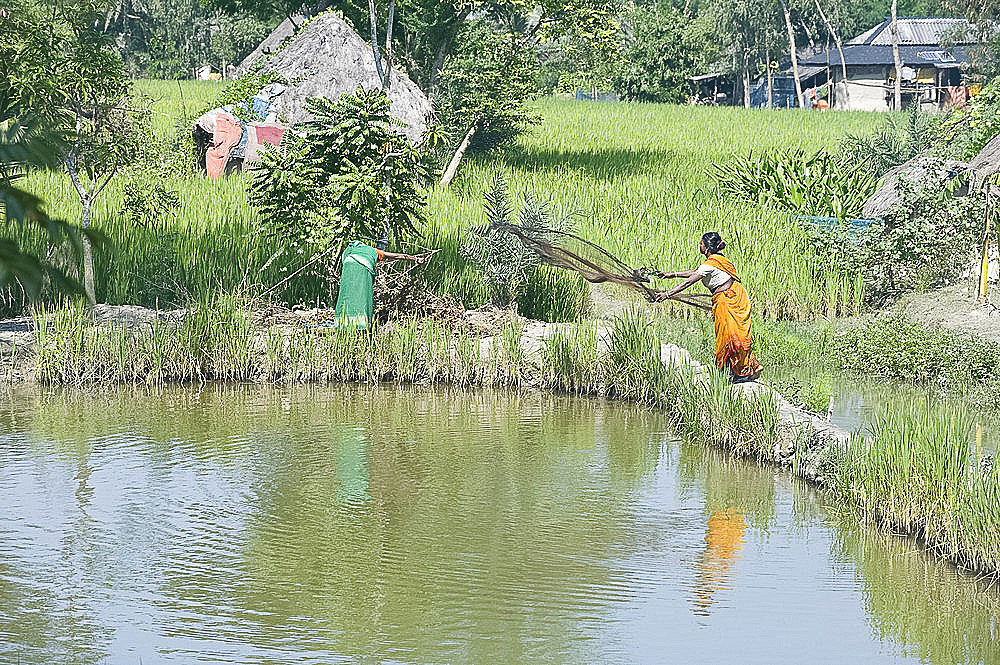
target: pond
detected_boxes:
[0,385,997,664]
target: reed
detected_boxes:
[827,399,1000,573]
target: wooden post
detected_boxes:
[978,182,993,303]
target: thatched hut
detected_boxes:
[967,133,1000,191]
[862,157,968,219]
[239,12,432,144]
[862,134,1000,219]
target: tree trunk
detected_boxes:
[743,68,751,108]
[891,0,902,110]
[813,0,849,108]
[367,0,386,88]
[440,123,477,186]
[766,48,773,108]
[781,0,804,108]
[383,0,395,91]
[80,197,96,304]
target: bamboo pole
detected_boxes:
[978,182,993,303]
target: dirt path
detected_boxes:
[894,282,1000,346]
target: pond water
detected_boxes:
[0,385,997,665]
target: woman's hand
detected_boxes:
[654,291,673,302]
[656,271,674,279]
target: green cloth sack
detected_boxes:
[334,241,380,329]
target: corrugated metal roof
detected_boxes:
[800,44,970,67]
[847,17,972,46]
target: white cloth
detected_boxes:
[695,263,733,291]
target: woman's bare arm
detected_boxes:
[655,273,702,301]
[380,249,440,264]
[658,269,696,279]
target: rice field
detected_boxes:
[15,82,882,319]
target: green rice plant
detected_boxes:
[421,319,455,384]
[542,323,600,394]
[490,316,525,387]
[603,306,668,402]
[453,331,483,387]
[827,398,1000,572]
[390,317,421,384]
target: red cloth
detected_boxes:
[255,125,285,147]
[206,114,243,179]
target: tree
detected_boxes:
[710,0,780,107]
[945,0,1000,75]
[0,0,110,302]
[38,2,142,303]
[780,0,805,108]
[435,22,541,185]
[251,88,428,266]
[614,6,719,103]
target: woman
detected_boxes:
[656,232,763,383]
[335,240,436,329]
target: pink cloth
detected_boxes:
[206,115,243,179]
[243,123,287,165]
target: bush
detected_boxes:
[711,148,879,219]
[833,316,1000,390]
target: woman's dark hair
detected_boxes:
[702,232,726,255]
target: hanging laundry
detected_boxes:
[205,114,243,178]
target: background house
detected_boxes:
[798,17,974,111]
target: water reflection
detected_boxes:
[691,507,746,616]
[0,384,998,664]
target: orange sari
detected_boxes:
[703,255,762,380]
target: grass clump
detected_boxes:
[833,316,1000,393]
[827,399,1000,574]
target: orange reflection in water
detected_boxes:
[691,507,747,616]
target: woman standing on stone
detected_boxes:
[656,232,763,383]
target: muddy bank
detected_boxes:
[895,283,1000,346]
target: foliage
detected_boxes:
[435,22,541,155]
[861,173,984,294]
[833,315,1000,389]
[937,77,1000,160]
[103,0,272,79]
[711,148,880,219]
[0,101,91,299]
[802,170,985,303]
[251,88,428,258]
[840,103,937,177]
[460,172,569,308]
[119,169,180,228]
[614,7,719,104]
[0,0,118,301]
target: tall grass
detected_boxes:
[826,399,1000,573]
[17,86,880,320]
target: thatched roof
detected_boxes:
[862,134,1000,218]
[235,14,308,76]
[239,12,432,144]
[968,133,1000,190]
[862,156,968,219]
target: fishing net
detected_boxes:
[488,222,712,311]
[492,222,661,301]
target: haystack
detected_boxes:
[239,12,432,144]
[967,132,1000,190]
[862,156,968,219]
[235,14,307,76]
